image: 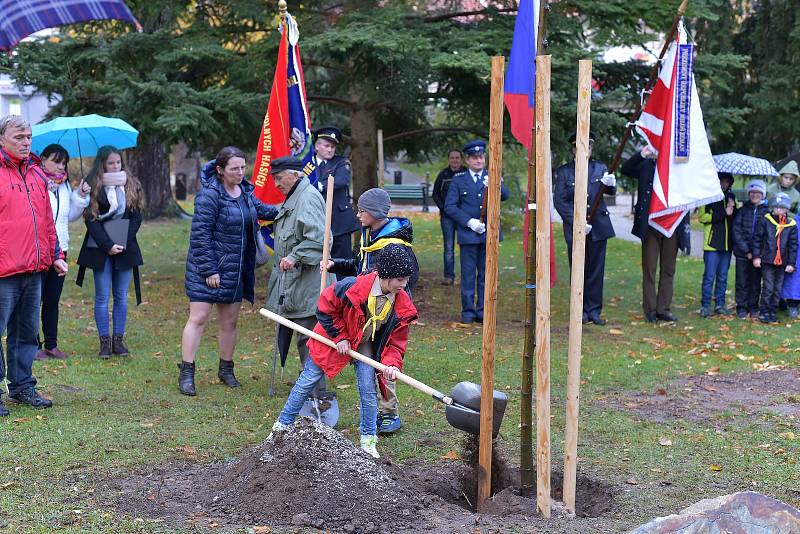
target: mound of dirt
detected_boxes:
[209,419,419,532]
[599,368,800,427]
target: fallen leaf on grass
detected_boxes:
[625,478,638,485]
[705,366,721,376]
[753,361,785,371]
[175,444,197,457]
[736,354,753,361]
[12,418,30,423]
[709,464,723,471]
[608,328,624,335]
[105,448,119,453]
[779,432,796,440]
[721,355,733,362]
[441,450,461,460]
[414,409,425,417]
[336,384,351,389]
[250,527,272,534]
[0,481,15,489]
[658,437,673,447]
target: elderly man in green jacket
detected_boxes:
[265,156,335,392]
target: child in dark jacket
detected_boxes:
[699,173,736,317]
[732,179,769,319]
[752,192,798,323]
[274,245,418,459]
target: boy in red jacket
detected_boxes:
[271,244,417,458]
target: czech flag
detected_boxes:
[251,11,313,250]
[634,22,722,237]
[503,0,556,286]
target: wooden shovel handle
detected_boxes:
[259,308,452,404]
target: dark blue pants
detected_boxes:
[760,264,785,316]
[440,215,456,280]
[331,233,354,281]
[0,273,41,397]
[459,243,485,322]
[701,250,732,309]
[735,257,761,315]
[40,261,66,349]
[565,235,608,320]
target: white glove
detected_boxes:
[467,218,486,234]
[586,224,593,235]
[601,173,616,187]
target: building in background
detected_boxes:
[0,74,56,124]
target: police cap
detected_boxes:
[463,140,487,156]
[314,126,342,144]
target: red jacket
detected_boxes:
[309,272,418,382]
[0,149,61,278]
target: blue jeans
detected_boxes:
[279,357,378,435]
[459,243,485,322]
[93,257,132,337]
[701,250,732,309]
[440,215,456,280]
[0,273,41,396]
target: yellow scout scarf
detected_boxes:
[359,230,413,272]
[765,213,796,266]
[362,292,393,341]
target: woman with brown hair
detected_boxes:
[76,145,145,359]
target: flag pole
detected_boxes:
[587,0,688,223]
[521,0,549,499]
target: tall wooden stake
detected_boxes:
[563,59,592,513]
[477,55,505,510]
[320,175,335,293]
[534,54,552,518]
[377,129,385,188]
[521,0,549,496]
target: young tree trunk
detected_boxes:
[127,137,175,219]
[348,104,378,198]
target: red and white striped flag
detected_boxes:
[635,22,722,237]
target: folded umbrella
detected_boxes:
[713,153,778,177]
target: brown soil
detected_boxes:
[101,419,618,533]
[599,368,800,427]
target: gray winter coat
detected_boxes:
[265,177,334,318]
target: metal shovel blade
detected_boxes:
[444,381,508,438]
[298,391,339,427]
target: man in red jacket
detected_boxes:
[0,115,68,416]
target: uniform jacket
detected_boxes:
[621,152,691,253]
[752,212,798,266]
[49,181,89,252]
[553,159,616,243]
[311,154,359,237]
[443,169,510,246]
[0,148,62,278]
[699,190,736,252]
[329,217,419,292]
[265,177,334,318]
[309,271,418,396]
[432,165,466,213]
[732,201,769,259]
[184,162,277,304]
[781,214,800,300]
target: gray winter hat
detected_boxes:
[772,192,791,209]
[358,188,391,220]
[747,179,767,196]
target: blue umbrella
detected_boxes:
[713,152,778,177]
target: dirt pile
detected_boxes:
[207,419,420,532]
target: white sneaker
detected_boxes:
[267,420,289,439]
[360,434,380,458]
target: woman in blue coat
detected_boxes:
[178,146,278,396]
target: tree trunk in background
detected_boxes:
[127,137,175,219]
[348,104,378,199]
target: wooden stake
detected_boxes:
[320,175,334,294]
[477,55,505,511]
[377,129,385,188]
[563,59,593,514]
[534,54,552,518]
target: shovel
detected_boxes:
[268,270,288,397]
[259,308,507,437]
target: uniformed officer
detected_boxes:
[554,132,616,325]
[444,140,509,324]
[310,126,360,276]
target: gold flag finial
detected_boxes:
[278,0,287,15]
[678,0,689,16]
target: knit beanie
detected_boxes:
[772,192,791,209]
[747,179,767,196]
[358,188,391,220]
[375,244,414,279]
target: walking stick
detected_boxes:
[268,270,286,397]
[320,174,335,293]
[586,0,689,224]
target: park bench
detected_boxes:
[383,183,429,212]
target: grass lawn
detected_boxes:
[1,211,798,533]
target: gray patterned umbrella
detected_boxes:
[713,153,778,177]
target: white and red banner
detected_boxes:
[635,22,722,237]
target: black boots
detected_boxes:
[98,336,112,359]
[112,334,129,356]
[218,359,241,388]
[178,361,196,396]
